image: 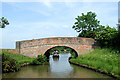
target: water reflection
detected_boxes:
[53,57,59,61]
[49,53,73,78]
[2,53,114,78]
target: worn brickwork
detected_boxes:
[16,37,98,57]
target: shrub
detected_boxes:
[95,26,118,47]
[32,58,41,65]
[2,53,20,73]
[31,55,48,65]
[70,52,74,57]
[111,31,120,50]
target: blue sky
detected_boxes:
[1,1,118,49]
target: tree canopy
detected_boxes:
[72,11,103,38]
[72,11,119,48]
[0,17,9,28]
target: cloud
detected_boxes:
[71,2,118,27]
[6,3,51,16]
[65,2,76,8]
[62,25,70,28]
[0,29,2,48]
[1,0,119,2]
[1,21,78,48]
[1,2,118,49]
[42,0,52,8]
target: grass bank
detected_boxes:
[1,51,48,73]
[1,51,35,64]
[70,48,120,78]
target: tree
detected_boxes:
[95,25,118,47]
[118,18,120,31]
[72,11,102,38]
[0,17,9,28]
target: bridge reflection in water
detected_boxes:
[2,53,113,78]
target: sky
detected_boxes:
[0,0,119,49]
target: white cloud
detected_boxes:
[42,0,52,8]
[0,2,2,17]
[1,21,78,48]
[1,2,118,49]
[1,0,119,2]
[6,3,51,16]
[35,10,51,16]
[0,29,2,49]
[71,2,118,27]
[62,25,70,28]
[65,2,76,8]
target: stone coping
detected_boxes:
[16,37,94,42]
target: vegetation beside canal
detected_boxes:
[1,51,35,64]
[31,55,48,65]
[1,51,48,73]
[70,48,120,78]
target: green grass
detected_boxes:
[70,48,120,77]
[1,51,35,64]
[1,51,49,73]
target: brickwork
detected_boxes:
[16,37,98,57]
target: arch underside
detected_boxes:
[44,45,78,58]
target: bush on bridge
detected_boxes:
[31,55,48,65]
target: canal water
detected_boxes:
[2,53,113,78]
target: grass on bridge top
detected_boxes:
[1,51,35,64]
[70,48,120,77]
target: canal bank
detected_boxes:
[69,48,120,80]
[69,60,119,80]
[2,53,114,78]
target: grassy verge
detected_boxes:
[1,51,35,64]
[70,48,120,77]
[1,51,48,73]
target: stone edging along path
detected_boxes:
[69,60,120,80]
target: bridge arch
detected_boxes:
[44,45,78,59]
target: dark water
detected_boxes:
[2,53,114,78]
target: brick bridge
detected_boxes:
[16,37,98,57]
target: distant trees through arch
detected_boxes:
[44,46,78,60]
